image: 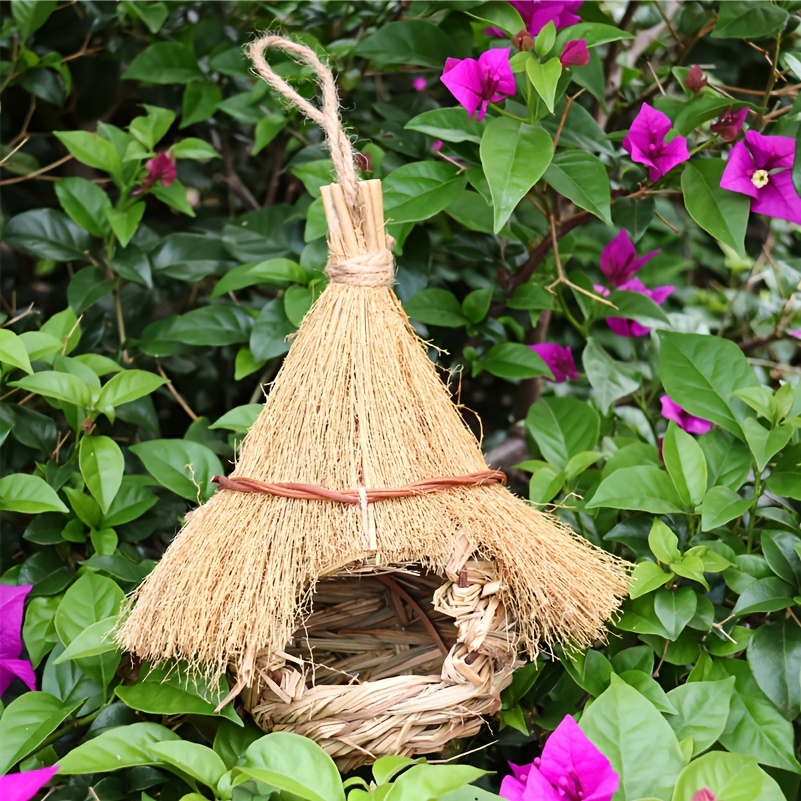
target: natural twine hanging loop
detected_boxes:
[247,34,360,221]
[248,34,395,288]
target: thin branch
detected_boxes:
[155,359,199,421]
[0,154,72,185]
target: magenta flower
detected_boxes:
[692,790,716,801]
[412,76,427,92]
[0,585,36,696]
[485,26,507,38]
[143,152,176,189]
[684,65,707,95]
[510,1,583,35]
[0,766,59,801]
[530,344,578,383]
[500,714,619,801]
[431,139,444,153]
[788,329,801,340]
[600,229,660,287]
[440,49,516,121]
[595,279,674,337]
[720,130,801,225]
[709,107,748,142]
[622,103,690,181]
[560,39,589,68]
[660,395,713,435]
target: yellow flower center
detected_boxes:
[751,169,769,188]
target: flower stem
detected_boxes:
[488,103,529,123]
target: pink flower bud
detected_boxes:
[684,65,707,94]
[710,106,748,142]
[692,790,717,801]
[560,39,589,68]
[142,152,177,190]
[412,76,426,92]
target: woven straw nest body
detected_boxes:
[117,180,629,764]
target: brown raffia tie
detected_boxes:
[213,470,506,504]
[248,35,395,288]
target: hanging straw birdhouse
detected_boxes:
[117,35,629,769]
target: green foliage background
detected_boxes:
[1,1,801,800]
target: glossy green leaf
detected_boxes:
[130,439,223,501]
[54,615,119,663]
[653,586,697,641]
[11,371,93,408]
[700,486,752,531]
[629,561,673,599]
[587,466,684,513]
[711,1,788,39]
[0,474,68,514]
[662,421,707,508]
[526,56,562,114]
[481,342,552,381]
[106,202,145,248]
[355,20,458,68]
[54,130,120,176]
[405,288,467,328]
[405,108,485,144]
[0,329,34,375]
[747,619,801,720]
[123,42,202,83]
[544,151,612,224]
[211,260,309,298]
[79,436,124,513]
[54,177,111,239]
[480,118,553,232]
[526,397,600,471]
[672,751,784,801]
[666,678,735,757]
[5,209,93,262]
[96,370,167,410]
[383,162,467,224]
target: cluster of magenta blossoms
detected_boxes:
[0,585,61,800]
[500,714,619,801]
[594,230,674,337]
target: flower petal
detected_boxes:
[744,130,795,171]
[440,58,484,118]
[0,585,32,660]
[750,170,801,225]
[600,230,637,285]
[478,47,516,98]
[653,135,690,177]
[720,141,759,199]
[0,658,37,696]
[0,766,59,801]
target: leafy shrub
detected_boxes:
[1,1,800,800]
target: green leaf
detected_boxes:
[555,22,635,48]
[563,649,613,697]
[253,113,288,155]
[96,369,167,410]
[405,288,467,328]
[653,586,697,641]
[109,244,153,287]
[54,130,121,176]
[0,329,33,374]
[12,370,93,408]
[241,732,345,801]
[250,299,295,362]
[662,421,708,508]
[462,288,493,324]
[672,751,783,801]
[383,162,467,224]
[11,0,56,38]
[130,439,223,501]
[124,42,202,84]
[465,1,524,36]
[149,741,228,790]
[151,179,196,217]
[666,678,735,757]
[0,691,82,774]
[711,0,788,39]
[583,338,641,414]
[54,615,119,663]
[405,108,485,144]
[629,561,673,599]
[54,177,111,238]
[544,151,612,224]
[587,466,684,513]
[124,0,169,33]
[733,577,794,615]
[212,260,308,298]
[23,596,61,668]
[618,670,676,714]
[526,56,562,114]
[106,202,145,248]
[742,418,793,472]
[355,20,458,68]
[480,118,553,232]
[129,104,176,149]
[718,658,801,774]
[526,397,600,471]
[761,530,801,588]
[681,159,750,258]
[481,342,552,381]
[0,474,67,514]
[181,81,222,128]
[766,443,801,500]
[58,722,181,773]
[172,137,220,160]
[580,675,685,801]
[658,332,759,441]
[140,306,253,350]
[209,404,262,434]
[747,619,801,720]
[115,669,241,726]
[67,267,116,315]
[79,436,124,514]
[700,486,752,531]
[385,764,486,801]
[5,209,93,262]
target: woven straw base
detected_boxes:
[243,557,518,770]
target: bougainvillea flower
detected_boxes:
[788,329,801,340]
[0,584,36,696]
[600,229,660,287]
[692,790,716,801]
[684,65,707,94]
[719,130,801,225]
[560,39,589,67]
[485,26,507,38]
[510,0,583,35]
[530,343,578,382]
[500,714,619,801]
[440,48,515,121]
[660,395,713,435]
[412,76,427,92]
[0,766,59,801]
[594,279,674,337]
[622,103,690,181]
[709,107,747,142]
[142,152,177,190]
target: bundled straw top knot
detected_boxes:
[248,34,395,288]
